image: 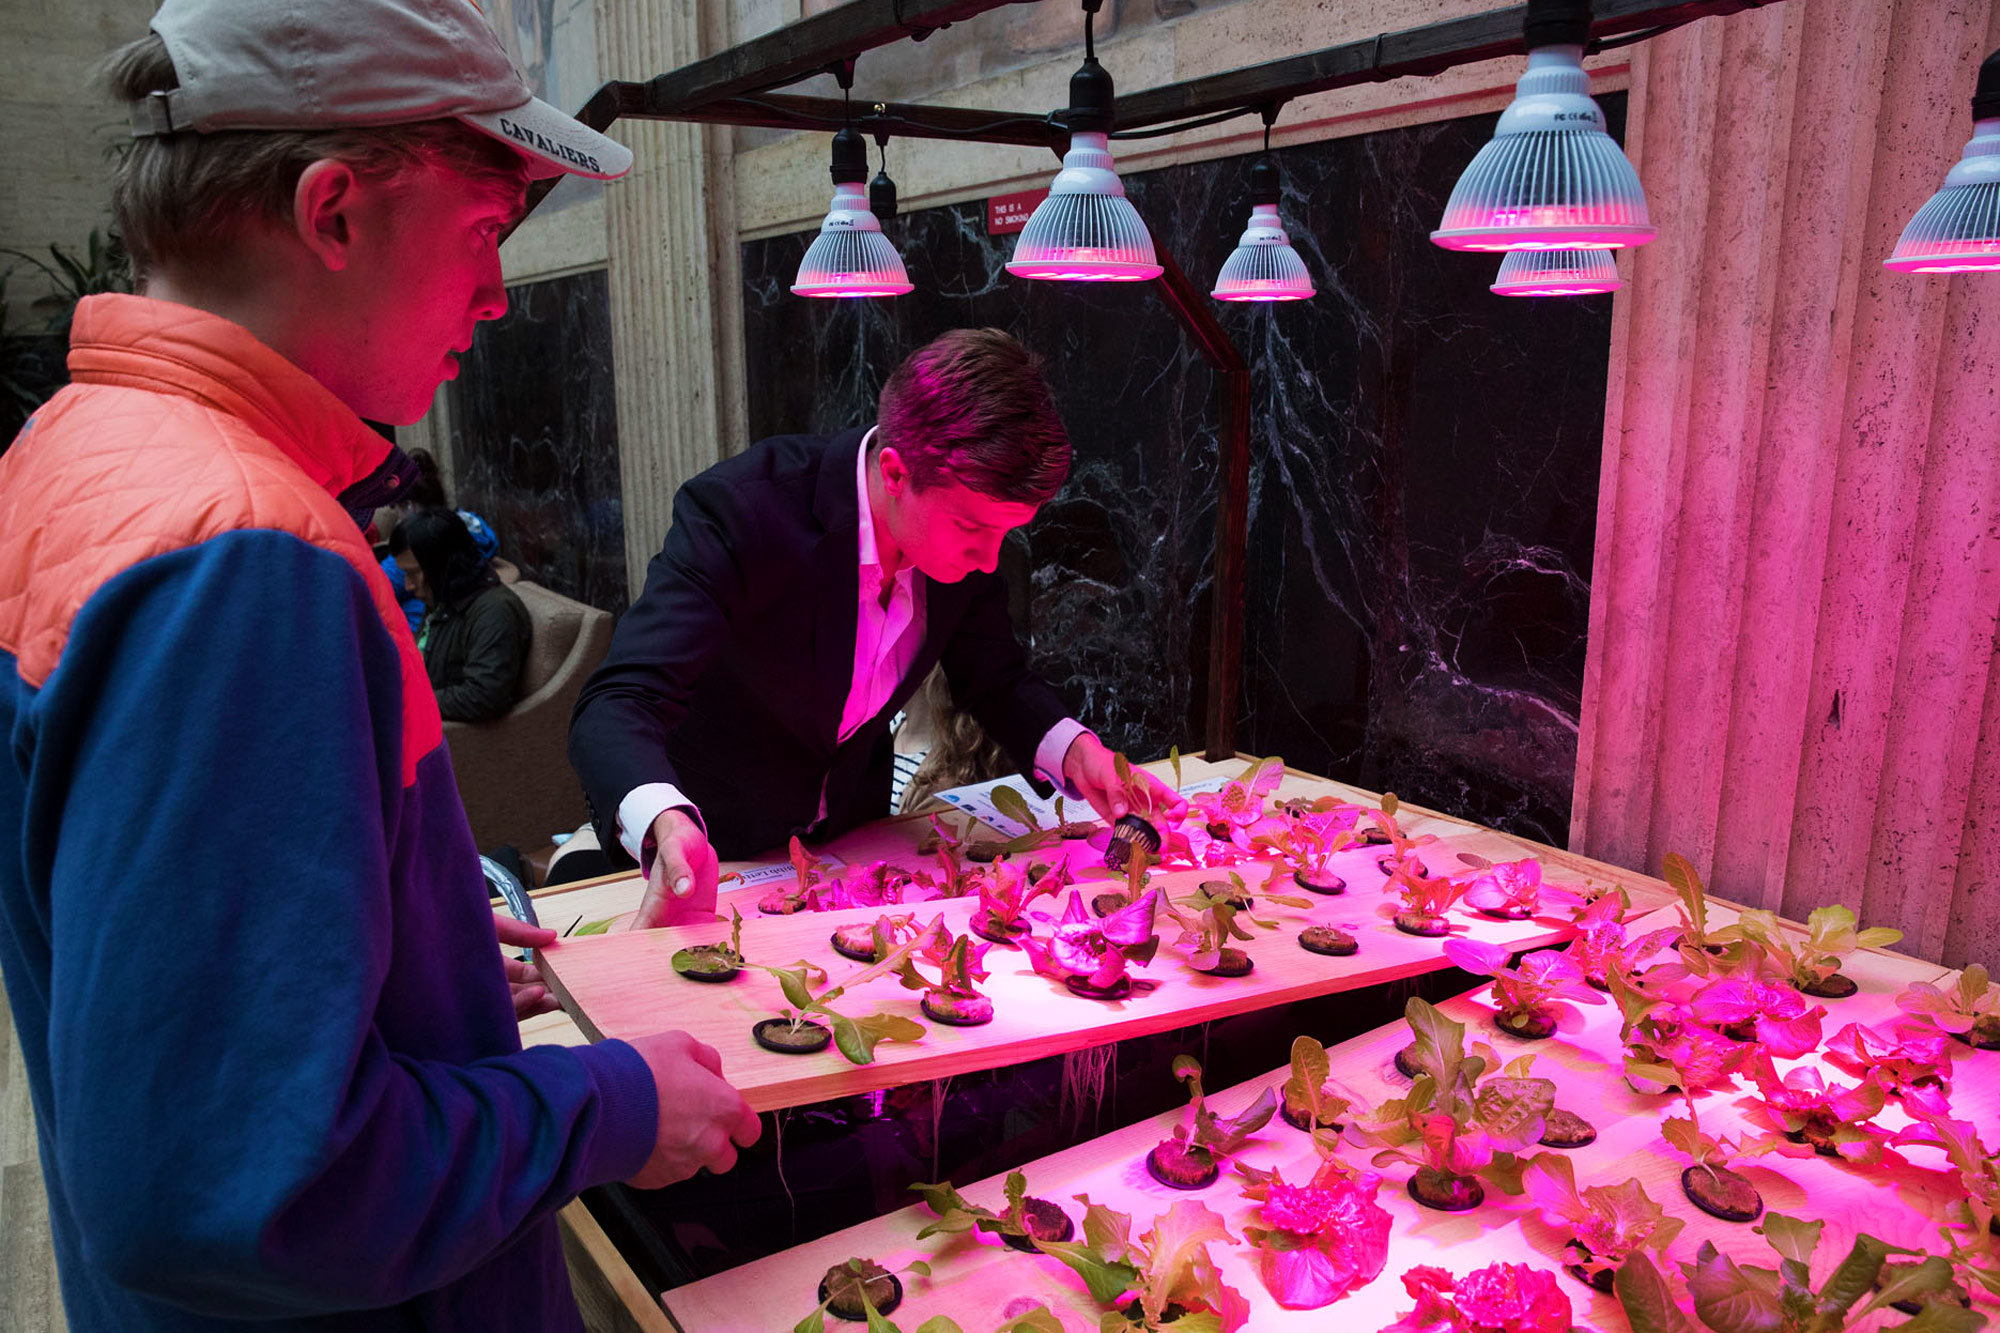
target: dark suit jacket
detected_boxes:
[568,428,1071,861]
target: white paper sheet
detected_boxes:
[927,772,1233,838]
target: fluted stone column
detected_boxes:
[1574,0,2000,966]
[596,1,747,596]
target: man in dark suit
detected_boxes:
[569,328,1179,928]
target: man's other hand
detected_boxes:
[624,1030,762,1188]
[494,914,560,1020]
[632,807,719,930]
[1060,734,1187,827]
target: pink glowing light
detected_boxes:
[1885,116,2000,274]
[1432,46,1655,253]
[1491,248,1622,297]
[1007,131,1164,284]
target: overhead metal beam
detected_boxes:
[1113,0,1778,128]
[582,0,1781,148]
[675,93,1064,151]
[640,0,1032,113]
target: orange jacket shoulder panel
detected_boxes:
[0,382,442,784]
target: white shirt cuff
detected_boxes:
[617,783,701,869]
[1034,718,1093,798]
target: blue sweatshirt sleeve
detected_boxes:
[25,530,656,1318]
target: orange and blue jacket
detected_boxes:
[0,295,653,1330]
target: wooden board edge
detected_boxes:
[558,1198,684,1333]
[541,955,609,1045]
[530,868,646,899]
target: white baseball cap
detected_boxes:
[129,0,632,181]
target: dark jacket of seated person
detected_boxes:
[391,507,530,722]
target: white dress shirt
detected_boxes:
[617,430,1090,866]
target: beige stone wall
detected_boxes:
[0,0,153,331]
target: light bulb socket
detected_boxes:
[1523,0,1593,51]
[1974,47,2000,121]
[829,125,868,186]
[1249,154,1281,206]
[1064,57,1117,135]
[870,169,898,219]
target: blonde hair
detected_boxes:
[899,668,1012,814]
[102,34,529,279]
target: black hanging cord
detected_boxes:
[826,57,866,187]
[1974,45,2000,120]
[1109,104,1258,139]
[1248,102,1282,205]
[869,130,898,220]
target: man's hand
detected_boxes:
[1061,734,1187,827]
[632,807,719,930]
[624,1030,762,1188]
[494,915,560,1020]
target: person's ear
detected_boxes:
[293,159,361,273]
[877,445,910,496]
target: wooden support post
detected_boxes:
[1150,247,1251,764]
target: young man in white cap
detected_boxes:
[0,1,758,1327]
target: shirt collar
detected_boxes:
[855,426,912,584]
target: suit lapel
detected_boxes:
[807,428,868,752]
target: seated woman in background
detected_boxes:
[896,665,1013,813]
[390,508,531,723]
[378,448,500,634]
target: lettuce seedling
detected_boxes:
[671,905,747,981]
[983,783,1071,858]
[1661,853,1751,975]
[1659,1092,1774,1223]
[759,836,834,915]
[752,919,936,1064]
[1719,905,1902,997]
[1744,1050,1890,1164]
[1277,1034,1352,1152]
[830,910,924,964]
[1033,1195,1251,1332]
[910,1169,1074,1254]
[1237,1161,1392,1309]
[1568,890,1680,988]
[1687,976,1826,1058]
[1181,755,1286,864]
[1608,970,1749,1095]
[894,924,996,1026]
[1382,1261,1573,1333]
[1444,940,1606,1040]
[1461,859,1579,920]
[1897,965,2000,1050]
[1145,1054,1279,1189]
[1521,1153,1684,1291]
[1382,859,1470,937]
[1658,1214,1976,1333]
[1162,877,1311,977]
[969,856,1065,944]
[1020,888,1161,1000]
[793,1257,970,1333]
[1366,793,1439,879]
[1258,797,1364,892]
[1826,1020,1953,1107]
[1345,998,1550,1210]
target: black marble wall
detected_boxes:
[449,267,627,615]
[741,101,1622,845]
